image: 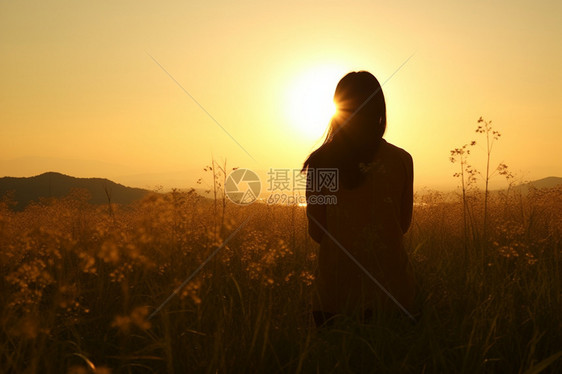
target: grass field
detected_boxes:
[1,182,561,373]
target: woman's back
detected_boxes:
[310,139,415,315]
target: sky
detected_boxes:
[1,0,561,191]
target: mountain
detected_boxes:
[0,172,150,210]
[0,156,142,180]
[522,176,562,189]
[512,176,562,194]
[0,156,204,190]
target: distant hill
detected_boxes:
[522,176,562,189]
[0,172,150,210]
[513,176,562,194]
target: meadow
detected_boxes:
[0,177,561,373]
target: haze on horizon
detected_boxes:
[1,0,561,192]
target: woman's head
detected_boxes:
[326,71,386,144]
[302,70,387,189]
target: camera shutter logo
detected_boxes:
[225,168,261,205]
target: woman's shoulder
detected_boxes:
[380,139,413,164]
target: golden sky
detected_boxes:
[1,0,561,190]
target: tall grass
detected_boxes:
[0,180,561,373]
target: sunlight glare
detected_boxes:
[286,66,345,141]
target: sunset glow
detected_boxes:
[0,0,560,190]
[285,66,342,141]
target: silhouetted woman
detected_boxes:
[302,71,415,326]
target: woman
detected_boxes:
[302,71,415,326]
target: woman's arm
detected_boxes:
[305,168,327,243]
[306,196,327,243]
[400,153,414,234]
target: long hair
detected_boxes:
[302,71,387,189]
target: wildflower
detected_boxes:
[180,279,202,305]
[300,271,315,286]
[111,306,151,333]
[284,272,294,282]
[99,241,120,264]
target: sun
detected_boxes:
[286,66,345,141]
